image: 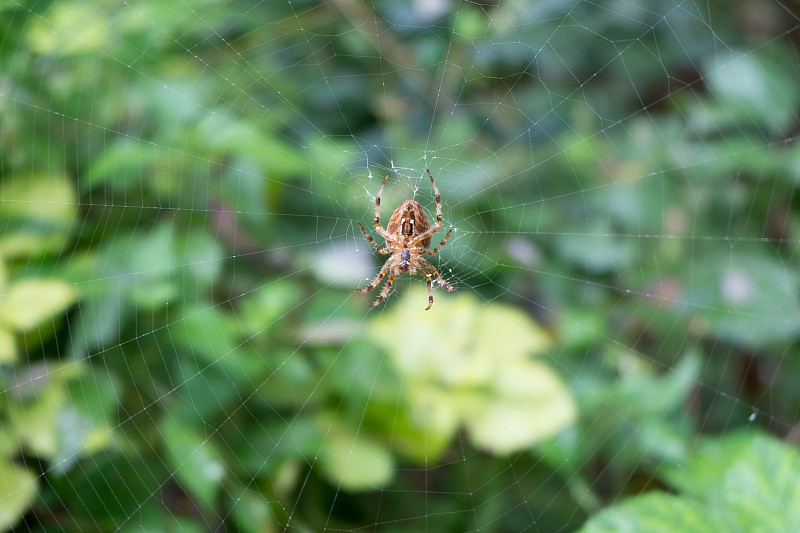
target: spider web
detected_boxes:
[2,0,800,531]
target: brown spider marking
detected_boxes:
[357,170,455,310]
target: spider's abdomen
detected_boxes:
[399,249,412,272]
[386,199,432,249]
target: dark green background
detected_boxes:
[2,0,800,531]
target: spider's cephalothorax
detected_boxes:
[357,170,455,310]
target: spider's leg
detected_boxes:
[409,169,444,245]
[427,169,443,229]
[358,222,390,254]
[425,278,434,310]
[421,259,456,292]
[372,171,390,228]
[357,261,391,294]
[422,228,452,255]
[370,271,398,308]
[369,172,394,242]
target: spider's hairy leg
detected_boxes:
[357,261,390,294]
[422,259,456,293]
[373,172,393,240]
[425,278,434,310]
[426,169,442,226]
[410,169,444,245]
[423,228,453,256]
[370,271,398,308]
[358,222,390,254]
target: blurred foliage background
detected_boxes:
[2,0,800,531]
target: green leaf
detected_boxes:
[463,360,578,454]
[0,279,78,332]
[178,230,226,292]
[582,432,800,533]
[193,113,307,176]
[574,352,699,468]
[316,419,394,492]
[0,460,38,530]
[454,6,489,40]
[0,173,77,258]
[0,256,6,290]
[592,350,701,417]
[232,489,276,533]
[66,367,119,429]
[0,326,17,363]
[122,225,180,310]
[48,371,118,472]
[666,431,800,531]
[119,505,207,533]
[557,232,637,274]
[705,49,800,134]
[682,247,800,348]
[365,395,457,464]
[7,370,66,458]
[25,2,111,55]
[238,281,303,337]
[579,492,728,533]
[171,305,241,367]
[161,417,226,511]
[66,282,126,356]
[171,358,251,421]
[81,139,162,190]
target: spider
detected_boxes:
[357,169,455,310]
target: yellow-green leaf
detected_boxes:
[369,287,576,457]
[0,280,78,332]
[25,2,111,55]
[0,460,38,530]
[0,173,77,258]
[8,376,65,458]
[233,489,276,533]
[317,419,394,491]
[0,326,17,363]
[0,256,7,291]
[465,361,578,454]
[393,385,460,462]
